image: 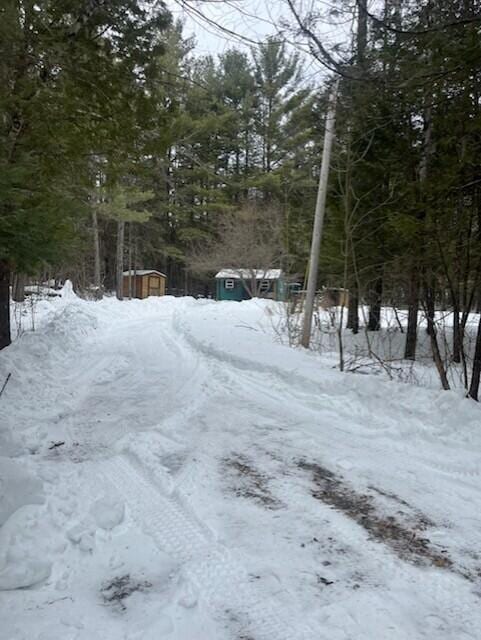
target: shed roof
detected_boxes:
[122,269,166,278]
[215,269,283,280]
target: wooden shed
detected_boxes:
[122,270,166,299]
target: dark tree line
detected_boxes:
[292,0,481,397]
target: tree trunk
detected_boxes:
[128,222,132,299]
[425,282,450,390]
[133,240,138,298]
[92,210,102,299]
[404,269,419,359]
[368,277,383,331]
[12,273,26,303]
[347,289,359,334]
[468,312,481,401]
[356,0,367,65]
[116,220,125,301]
[0,261,11,350]
[452,303,462,363]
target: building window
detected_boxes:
[259,280,270,292]
[225,279,235,289]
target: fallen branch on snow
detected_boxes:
[0,373,11,400]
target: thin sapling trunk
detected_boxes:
[468,313,481,401]
[0,261,11,350]
[92,209,102,299]
[404,269,419,360]
[116,220,125,301]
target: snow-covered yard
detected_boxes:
[1,291,480,640]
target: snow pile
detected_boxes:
[90,496,125,531]
[0,458,45,525]
[60,279,76,299]
[0,506,53,590]
[0,461,54,591]
[0,460,51,590]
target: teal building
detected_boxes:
[215,269,286,301]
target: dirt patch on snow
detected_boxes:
[100,574,152,611]
[45,440,109,463]
[223,454,283,509]
[298,460,452,570]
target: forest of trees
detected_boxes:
[1,0,481,398]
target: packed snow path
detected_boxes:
[1,295,481,640]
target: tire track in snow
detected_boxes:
[175,313,481,483]
[100,455,320,640]
[419,459,481,479]
[235,366,481,484]
[172,312,481,585]
[63,312,215,458]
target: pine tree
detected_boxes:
[0,0,171,348]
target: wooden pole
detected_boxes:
[301,80,339,348]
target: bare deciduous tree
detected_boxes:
[188,203,288,297]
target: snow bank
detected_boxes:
[0,458,44,525]
[175,298,481,445]
[0,505,52,590]
[0,429,23,458]
[0,461,52,590]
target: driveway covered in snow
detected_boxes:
[1,294,480,639]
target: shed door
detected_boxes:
[148,276,161,296]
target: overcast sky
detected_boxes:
[165,0,353,87]
[167,0,284,56]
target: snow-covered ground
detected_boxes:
[271,301,481,390]
[1,290,480,639]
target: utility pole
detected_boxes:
[301,80,339,349]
